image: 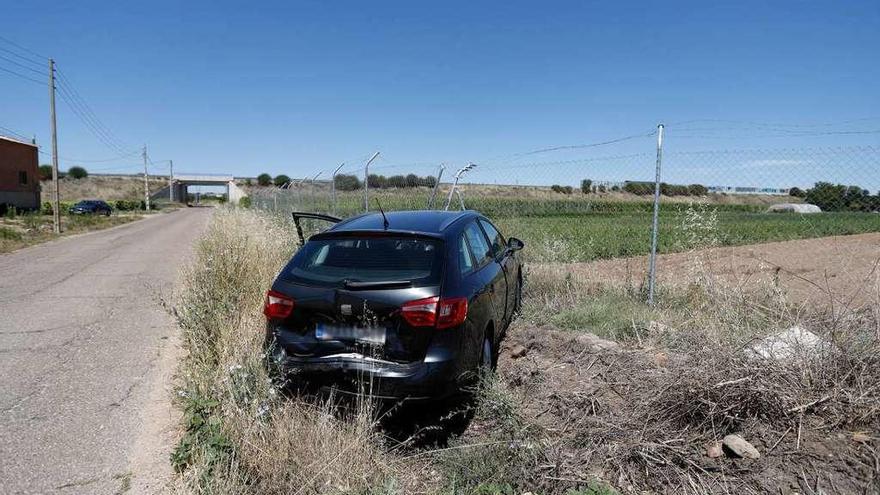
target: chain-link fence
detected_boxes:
[248,124,880,306]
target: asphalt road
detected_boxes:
[0,208,212,494]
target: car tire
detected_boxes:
[479,335,495,373]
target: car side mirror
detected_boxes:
[507,237,524,251]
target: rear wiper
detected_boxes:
[343,280,412,290]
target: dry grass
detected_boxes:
[505,243,880,493]
[41,176,167,202]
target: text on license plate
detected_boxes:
[315,323,386,345]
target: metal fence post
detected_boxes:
[364,151,380,212]
[427,164,445,209]
[647,123,664,306]
[331,163,344,215]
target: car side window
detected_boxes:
[458,235,475,274]
[463,222,492,266]
[478,219,506,258]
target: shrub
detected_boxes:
[581,179,593,194]
[623,181,653,195]
[41,201,74,215]
[804,181,878,211]
[68,166,88,179]
[114,200,144,211]
[788,186,806,198]
[238,196,252,208]
[39,164,53,181]
[0,225,22,240]
[334,174,362,191]
[273,174,291,187]
[257,173,272,186]
[687,184,708,196]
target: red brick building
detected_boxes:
[0,135,40,210]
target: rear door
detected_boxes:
[462,221,507,330]
[479,219,514,324]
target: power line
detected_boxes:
[55,67,134,153]
[55,81,132,155]
[0,45,45,69]
[0,124,32,142]
[0,53,44,75]
[54,73,129,153]
[0,64,44,85]
[0,34,47,61]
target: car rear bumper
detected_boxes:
[268,347,461,401]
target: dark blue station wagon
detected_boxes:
[263,210,524,400]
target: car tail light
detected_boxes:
[400,296,467,329]
[437,297,468,329]
[263,290,294,319]
[401,296,438,327]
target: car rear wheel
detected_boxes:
[479,336,494,373]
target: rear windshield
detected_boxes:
[285,236,443,288]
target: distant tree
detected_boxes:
[803,182,875,211]
[68,166,88,179]
[562,185,574,194]
[550,184,563,193]
[273,174,291,187]
[244,178,252,186]
[687,184,708,196]
[581,179,593,194]
[38,164,53,181]
[623,181,653,195]
[788,186,806,198]
[611,185,620,192]
[388,175,407,188]
[367,174,383,188]
[334,174,361,191]
[405,173,419,188]
[597,184,606,193]
[257,173,272,186]
[423,175,437,188]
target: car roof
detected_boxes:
[329,210,479,237]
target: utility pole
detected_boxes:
[48,58,61,234]
[142,145,151,211]
[363,151,380,212]
[169,159,174,202]
[647,123,664,306]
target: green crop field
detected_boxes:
[496,211,880,262]
[254,188,880,263]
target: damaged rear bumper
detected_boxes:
[268,348,461,401]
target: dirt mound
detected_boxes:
[498,324,880,494]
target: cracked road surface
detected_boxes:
[0,208,212,494]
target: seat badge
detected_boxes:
[340,304,352,315]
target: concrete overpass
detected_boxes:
[152,174,247,204]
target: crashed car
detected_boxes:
[263,209,524,400]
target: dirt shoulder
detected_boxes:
[547,232,880,310]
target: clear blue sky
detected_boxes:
[1,0,878,188]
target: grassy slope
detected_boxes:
[0,213,142,254]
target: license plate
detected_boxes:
[315,323,386,345]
